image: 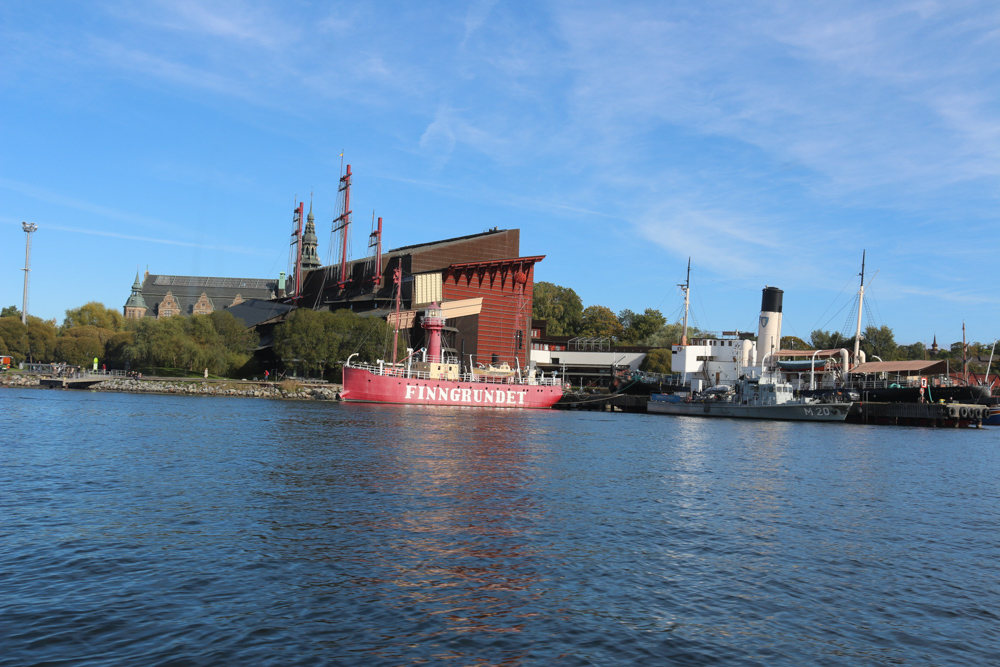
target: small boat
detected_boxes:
[647,373,851,422]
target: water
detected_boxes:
[2,388,999,666]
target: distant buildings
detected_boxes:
[123,225,546,372]
[123,269,281,319]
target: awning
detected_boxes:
[848,360,948,375]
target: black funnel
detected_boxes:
[761,286,783,313]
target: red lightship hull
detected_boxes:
[340,366,564,409]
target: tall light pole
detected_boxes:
[21,222,38,325]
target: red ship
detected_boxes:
[340,282,564,408]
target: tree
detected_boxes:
[532,282,583,336]
[780,336,810,350]
[640,348,672,374]
[26,316,58,362]
[894,342,924,361]
[1,305,21,319]
[274,309,331,377]
[54,334,104,367]
[0,317,29,363]
[581,305,624,339]
[810,329,850,350]
[619,308,666,344]
[861,324,898,361]
[273,308,402,379]
[63,302,125,332]
[642,322,706,349]
[119,313,258,376]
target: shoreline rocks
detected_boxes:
[1,374,341,401]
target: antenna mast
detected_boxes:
[852,250,866,367]
[21,222,37,325]
[679,257,691,346]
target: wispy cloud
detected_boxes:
[0,177,177,232]
[44,221,264,255]
[108,0,292,49]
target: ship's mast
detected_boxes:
[963,320,968,384]
[679,257,691,346]
[367,214,383,287]
[332,164,353,289]
[391,264,402,366]
[853,250,866,367]
[290,202,304,302]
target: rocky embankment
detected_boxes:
[0,374,41,387]
[1,374,340,400]
[96,378,340,400]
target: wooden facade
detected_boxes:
[442,256,542,370]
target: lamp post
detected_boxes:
[21,222,38,325]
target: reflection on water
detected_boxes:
[2,390,999,665]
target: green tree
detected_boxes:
[581,305,624,339]
[897,341,926,361]
[810,329,854,350]
[861,324,898,361]
[63,302,125,332]
[274,308,404,379]
[0,317,29,363]
[532,282,583,336]
[780,336,810,350]
[1,305,21,319]
[642,322,706,348]
[26,316,58,362]
[54,333,104,367]
[209,311,258,372]
[619,308,666,344]
[639,348,672,374]
[274,309,331,377]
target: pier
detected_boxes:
[849,401,987,427]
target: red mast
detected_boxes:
[332,164,353,289]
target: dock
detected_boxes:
[556,391,990,426]
[849,401,988,427]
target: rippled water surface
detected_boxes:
[2,388,999,666]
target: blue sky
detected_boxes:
[2,1,999,347]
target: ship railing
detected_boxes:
[348,360,562,385]
[849,378,953,390]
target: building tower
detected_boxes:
[301,199,321,271]
[124,270,148,319]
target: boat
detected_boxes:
[984,404,1000,426]
[647,373,851,422]
[340,270,564,408]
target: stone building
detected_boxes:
[123,270,281,319]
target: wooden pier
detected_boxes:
[40,376,108,389]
